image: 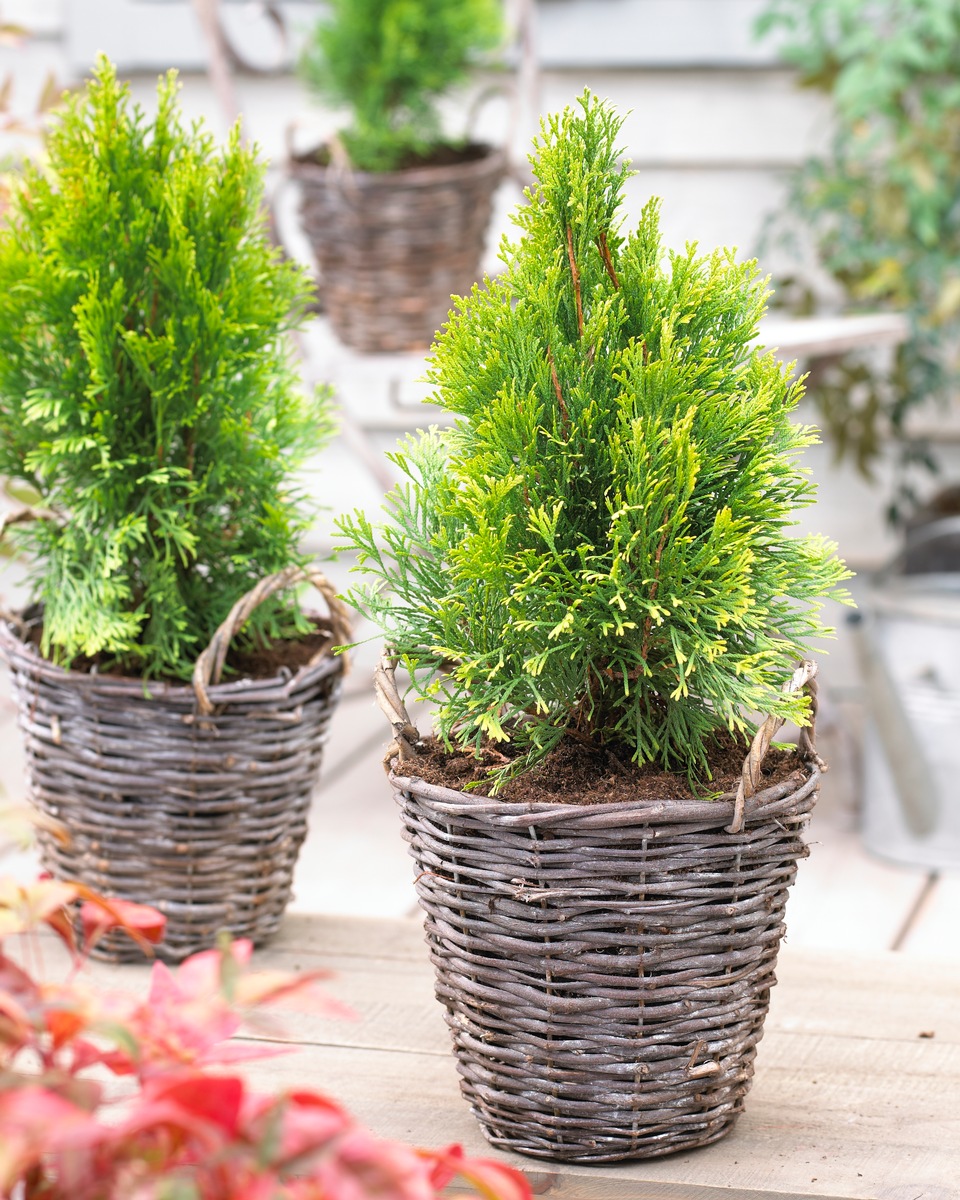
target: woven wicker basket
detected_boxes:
[376,657,822,1162]
[0,566,350,963]
[290,145,506,354]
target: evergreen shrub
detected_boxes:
[298,0,504,172]
[339,92,852,784]
[0,59,329,680]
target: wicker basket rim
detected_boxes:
[389,759,820,830]
[288,143,507,192]
[0,616,343,704]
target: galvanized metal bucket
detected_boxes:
[855,515,960,870]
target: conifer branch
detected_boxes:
[597,231,619,290]
[639,527,669,663]
[546,345,569,430]
[566,224,584,336]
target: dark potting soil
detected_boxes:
[408,727,805,805]
[293,141,492,173]
[223,624,334,679]
[23,614,335,684]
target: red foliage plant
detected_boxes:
[0,875,531,1200]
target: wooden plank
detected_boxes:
[785,826,931,954]
[768,944,960,1043]
[232,1022,959,1200]
[898,873,960,961]
[777,685,940,955]
[27,915,959,1200]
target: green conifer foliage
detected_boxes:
[339,93,851,782]
[0,59,330,680]
[298,0,503,172]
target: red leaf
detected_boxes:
[235,967,352,1020]
[143,1072,245,1136]
[43,903,78,958]
[425,1147,532,1200]
[249,1090,350,1167]
[69,1037,137,1076]
[422,1143,464,1190]
[45,1006,87,1050]
[0,954,40,1046]
[0,952,41,1008]
[79,895,166,953]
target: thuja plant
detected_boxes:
[756,0,960,516]
[339,92,851,783]
[298,0,504,172]
[0,58,329,679]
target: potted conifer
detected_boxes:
[338,93,852,1161]
[0,59,350,963]
[291,0,507,353]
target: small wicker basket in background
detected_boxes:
[290,146,506,354]
[0,566,350,962]
[377,656,822,1162]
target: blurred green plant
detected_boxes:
[298,0,504,172]
[0,58,331,679]
[756,0,960,521]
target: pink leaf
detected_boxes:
[320,1128,438,1200]
[0,1086,103,1164]
[247,1090,350,1167]
[79,895,166,952]
[425,1147,532,1200]
[69,1036,137,1076]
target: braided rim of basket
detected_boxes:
[288,141,508,194]
[0,507,350,715]
[374,653,823,833]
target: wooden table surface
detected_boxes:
[78,912,960,1200]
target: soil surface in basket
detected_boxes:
[294,141,493,173]
[23,616,334,683]
[408,728,805,805]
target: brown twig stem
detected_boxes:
[566,224,584,336]
[546,345,570,429]
[597,231,620,289]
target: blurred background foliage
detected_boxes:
[757,0,960,522]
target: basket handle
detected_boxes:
[193,566,351,715]
[374,650,424,770]
[0,503,60,538]
[726,659,822,834]
[375,652,823,822]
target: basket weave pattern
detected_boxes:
[0,566,348,962]
[291,147,506,354]
[392,767,819,1162]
